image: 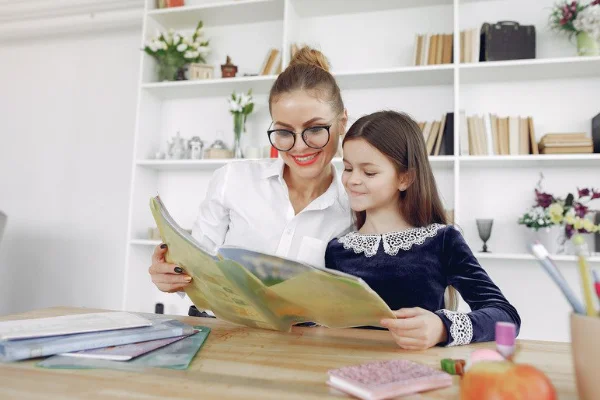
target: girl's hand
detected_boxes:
[380,307,447,350]
[149,244,192,293]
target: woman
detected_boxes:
[149,46,352,294]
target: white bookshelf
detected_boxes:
[124,0,600,341]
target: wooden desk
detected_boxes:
[0,307,577,399]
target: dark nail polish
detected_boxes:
[160,243,167,249]
[174,267,183,274]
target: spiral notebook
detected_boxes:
[327,359,452,400]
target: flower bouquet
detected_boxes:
[549,0,600,56]
[518,174,600,253]
[228,89,255,158]
[144,21,210,81]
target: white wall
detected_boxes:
[0,27,141,316]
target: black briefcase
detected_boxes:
[480,21,536,61]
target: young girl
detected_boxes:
[325,110,520,350]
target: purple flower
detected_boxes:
[578,188,590,197]
[535,189,554,208]
[565,224,575,239]
[592,0,600,6]
[574,202,588,218]
[592,190,600,200]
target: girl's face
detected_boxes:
[270,90,346,180]
[342,138,408,212]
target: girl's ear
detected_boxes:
[398,170,416,192]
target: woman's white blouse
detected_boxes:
[191,158,352,268]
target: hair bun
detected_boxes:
[289,46,331,72]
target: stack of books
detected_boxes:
[413,33,453,66]
[458,112,537,156]
[417,113,455,156]
[0,311,204,364]
[538,133,594,154]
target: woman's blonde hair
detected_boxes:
[268,46,344,116]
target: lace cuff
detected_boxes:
[436,309,473,346]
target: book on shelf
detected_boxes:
[414,33,453,66]
[460,28,481,63]
[260,48,280,75]
[149,196,395,332]
[538,133,593,154]
[461,113,538,156]
[592,112,599,153]
[417,112,454,156]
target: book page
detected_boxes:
[150,197,278,329]
[267,269,395,328]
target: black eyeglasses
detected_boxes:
[267,124,332,152]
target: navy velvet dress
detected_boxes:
[325,224,521,346]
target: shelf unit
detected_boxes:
[124,0,600,322]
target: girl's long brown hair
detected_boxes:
[344,110,458,310]
[343,110,448,230]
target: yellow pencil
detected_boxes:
[572,234,597,317]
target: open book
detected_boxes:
[150,196,395,332]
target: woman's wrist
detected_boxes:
[437,316,448,344]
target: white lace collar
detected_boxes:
[337,224,444,257]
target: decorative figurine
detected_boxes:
[204,134,233,159]
[188,136,205,159]
[167,131,188,159]
[220,55,238,78]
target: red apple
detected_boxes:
[461,361,557,400]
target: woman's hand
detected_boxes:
[380,307,447,350]
[149,244,192,293]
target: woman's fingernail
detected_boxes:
[160,243,167,249]
[184,276,192,282]
[174,267,183,274]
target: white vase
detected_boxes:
[524,226,564,255]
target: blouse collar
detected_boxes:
[338,223,445,257]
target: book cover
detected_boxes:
[38,326,210,371]
[60,333,192,361]
[0,319,194,362]
[593,112,600,153]
[149,196,395,332]
[327,359,452,400]
[440,112,454,156]
[0,312,151,341]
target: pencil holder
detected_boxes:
[570,313,600,400]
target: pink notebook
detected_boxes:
[327,359,453,400]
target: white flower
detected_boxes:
[173,33,182,44]
[197,46,210,55]
[574,5,600,39]
[239,93,251,107]
[184,51,195,59]
[229,99,242,112]
[177,43,188,52]
[196,29,204,37]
